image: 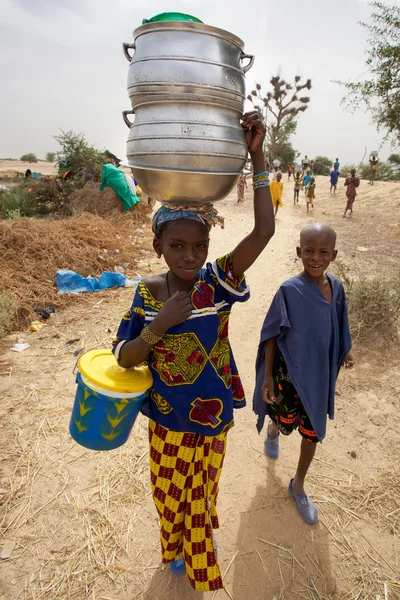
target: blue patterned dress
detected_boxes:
[112,254,250,436]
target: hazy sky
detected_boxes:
[0,0,396,163]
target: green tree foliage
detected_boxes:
[55,130,105,180]
[247,75,311,161]
[338,2,400,144]
[313,156,332,175]
[339,161,400,181]
[46,152,56,163]
[388,153,400,166]
[20,153,38,163]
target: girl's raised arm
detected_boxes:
[232,112,275,278]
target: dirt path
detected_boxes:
[1,177,399,600]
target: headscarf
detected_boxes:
[152,203,224,236]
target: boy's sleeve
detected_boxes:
[253,287,291,433]
[112,284,145,359]
[259,288,291,345]
[209,253,250,304]
[336,281,352,362]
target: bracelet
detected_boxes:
[253,170,269,178]
[141,325,162,346]
[253,174,270,184]
[253,180,270,189]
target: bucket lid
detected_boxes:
[142,12,203,24]
[78,349,153,394]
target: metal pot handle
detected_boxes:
[122,42,136,62]
[240,52,255,73]
[122,109,135,128]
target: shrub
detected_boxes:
[335,261,400,344]
[0,188,37,218]
[55,130,105,181]
[339,162,400,181]
[0,289,17,337]
[46,152,56,163]
[20,153,38,163]
[313,156,332,175]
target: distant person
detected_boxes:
[253,223,353,523]
[293,171,303,204]
[270,172,284,218]
[25,169,32,179]
[334,158,340,170]
[343,169,360,217]
[287,164,293,180]
[301,155,310,173]
[368,155,379,184]
[330,165,340,195]
[105,149,122,167]
[303,170,312,193]
[306,177,316,213]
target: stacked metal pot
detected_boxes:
[122,17,254,204]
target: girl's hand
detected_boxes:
[343,353,355,369]
[262,375,276,405]
[152,291,192,333]
[241,111,266,154]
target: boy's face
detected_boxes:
[277,173,282,182]
[297,230,337,279]
[153,219,209,282]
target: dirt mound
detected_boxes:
[0,205,153,333]
[70,181,126,216]
[70,181,154,217]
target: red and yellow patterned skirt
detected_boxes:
[149,419,227,591]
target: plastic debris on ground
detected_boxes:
[29,321,44,332]
[56,270,142,294]
[10,343,30,352]
[35,306,56,320]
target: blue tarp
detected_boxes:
[56,270,131,294]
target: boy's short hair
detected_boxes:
[300,223,337,248]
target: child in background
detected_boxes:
[112,112,274,592]
[303,170,312,194]
[287,164,293,180]
[334,158,340,170]
[270,172,284,218]
[330,165,340,195]
[306,177,316,212]
[253,223,353,523]
[293,171,303,204]
[344,169,360,217]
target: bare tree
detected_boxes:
[247,75,312,160]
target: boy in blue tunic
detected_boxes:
[330,165,340,194]
[253,223,354,524]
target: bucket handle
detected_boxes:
[122,42,136,62]
[122,109,135,128]
[240,52,255,73]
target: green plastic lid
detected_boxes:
[142,12,203,24]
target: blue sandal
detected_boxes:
[265,426,280,459]
[288,479,318,524]
[170,541,218,575]
[170,557,186,575]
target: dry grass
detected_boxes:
[0,289,17,336]
[306,463,400,600]
[0,204,153,333]
[70,182,155,217]
[334,261,400,344]
[0,394,151,600]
